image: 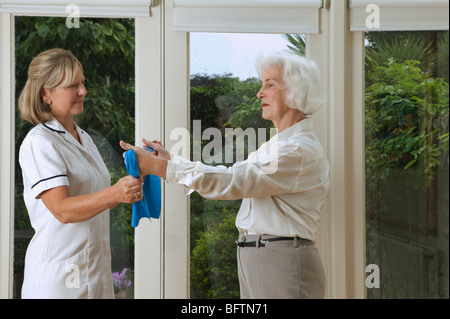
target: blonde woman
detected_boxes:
[18,48,142,299]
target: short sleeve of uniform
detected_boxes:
[19,132,69,199]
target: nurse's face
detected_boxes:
[43,67,87,119]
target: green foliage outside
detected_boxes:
[365,59,448,188]
[364,31,449,298]
[364,32,449,228]
[191,74,271,133]
[191,212,240,298]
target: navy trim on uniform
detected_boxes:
[43,123,65,134]
[31,174,68,189]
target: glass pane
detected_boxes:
[365,31,449,298]
[189,33,302,298]
[14,17,135,299]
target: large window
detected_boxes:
[364,31,449,298]
[13,16,136,299]
[2,0,448,300]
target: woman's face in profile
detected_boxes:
[257,65,290,126]
[43,67,87,119]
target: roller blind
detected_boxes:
[350,0,449,31]
[173,0,324,34]
[0,0,152,17]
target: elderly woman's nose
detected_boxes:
[257,88,264,99]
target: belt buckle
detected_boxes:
[236,233,247,247]
[258,239,267,247]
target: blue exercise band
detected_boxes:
[124,147,161,227]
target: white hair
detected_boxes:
[255,51,326,115]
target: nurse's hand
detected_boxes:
[113,175,144,203]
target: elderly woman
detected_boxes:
[19,48,143,299]
[121,51,329,299]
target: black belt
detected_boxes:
[236,236,307,247]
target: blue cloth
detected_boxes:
[124,149,161,227]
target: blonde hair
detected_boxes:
[19,48,83,124]
[256,51,326,115]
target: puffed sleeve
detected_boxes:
[19,132,69,199]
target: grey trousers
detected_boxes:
[237,234,325,299]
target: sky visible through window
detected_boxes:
[190,33,291,80]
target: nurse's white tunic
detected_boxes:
[19,117,114,299]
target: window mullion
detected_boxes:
[0,12,15,299]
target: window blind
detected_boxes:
[350,0,449,31]
[173,0,324,34]
[0,0,152,17]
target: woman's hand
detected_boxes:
[40,175,143,224]
[112,175,144,203]
[142,138,171,160]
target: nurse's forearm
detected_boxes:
[40,177,142,224]
[41,187,116,223]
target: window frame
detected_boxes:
[1,0,448,299]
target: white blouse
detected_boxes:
[166,118,330,241]
[19,117,114,299]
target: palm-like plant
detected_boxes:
[365,33,428,69]
[282,33,306,56]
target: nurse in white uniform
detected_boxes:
[18,48,143,299]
